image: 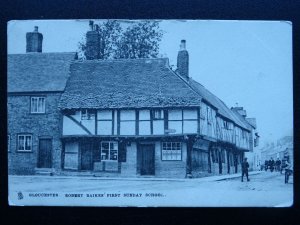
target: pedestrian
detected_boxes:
[269,158,275,172]
[264,160,269,171]
[241,157,250,182]
[284,159,293,184]
[276,158,281,172]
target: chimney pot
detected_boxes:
[180,39,186,50]
[89,20,94,31]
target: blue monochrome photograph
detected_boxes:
[7,20,293,207]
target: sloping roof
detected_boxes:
[231,108,253,130]
[59,58,202,109]
[189,79,250,131]
[8,52,75,92]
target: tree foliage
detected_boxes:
[78,20,163,59]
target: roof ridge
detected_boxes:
[8,52,76,56]
[72,57,169,64]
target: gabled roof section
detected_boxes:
[231,108,254,130]
[59,58,202,109]
[189,79,251,131]
[8,52,75,93]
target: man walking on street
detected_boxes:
[241,157,250,182]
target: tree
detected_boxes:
[78,20,163,59]
[115,21,163,59]
[78,20,122,60]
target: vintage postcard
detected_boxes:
[7,19,293,207]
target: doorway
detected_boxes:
[139,144,155,175]
[38,138,52,168]
[81,142,93,170]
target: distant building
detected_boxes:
[261,136,293,164]
[8,23,258,178]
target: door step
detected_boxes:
[35,168,54,176]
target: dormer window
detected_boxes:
[153,109,164,120]
[81,109,95,120]
[31,97,45,113]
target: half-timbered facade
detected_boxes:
[8,25,257,178]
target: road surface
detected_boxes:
[8,171,293,207]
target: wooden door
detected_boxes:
[38,139,52,168]
[81,142,93,170]
[140,144,155,175]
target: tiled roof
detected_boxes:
[231,108,253,131]
[58,58,202,109]
[189,79,251,131]
[8,52,75,92]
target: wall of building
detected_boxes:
[7,93,62,175]
[121,142,138,177]
[154,141,187,178]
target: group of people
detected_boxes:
[263,156,293,183]
[264,158,282,172]
[241,156,293,184]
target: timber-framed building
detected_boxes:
[8,24,258,178]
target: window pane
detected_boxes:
[101,149,109,160]
[38,98,45,112]
[110,150,118,160]
[154,110,164,119]
[101,142,109,150]
[161,142,182,161]
[139,110,150,120]
[25,136,32,150]
[168,110,182,120]
[31,98,38,112]
[18,136,24,150]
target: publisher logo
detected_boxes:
[17,191,23,200]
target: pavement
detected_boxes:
[8,171,292,207]
[9,170,263,182]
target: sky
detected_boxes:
[7,20,293,146]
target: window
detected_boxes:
[162,142,182,161]
[17,134,32,152]
[8,135,10,152]
[153,109,164,120]
[81,109,95,120]
[97,110,113,135]
[101,141,118,161]
[31,97,45,113]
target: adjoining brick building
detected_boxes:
[7,26,75,175]
[8,24,258,178]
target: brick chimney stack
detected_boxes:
[177,40,189,79]
[85,20,100,60]
[26,26,43,53]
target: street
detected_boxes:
[8,171,293,207]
